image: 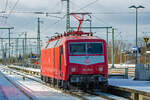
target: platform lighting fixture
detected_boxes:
[129,5,144,65]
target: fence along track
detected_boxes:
[109,67,135,77]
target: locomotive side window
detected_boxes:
[69,43,86,55]
[46,39,62,49]
[55,39,62,47]
[46,40,58,48]
[42,42,49,49]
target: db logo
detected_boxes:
[84,59,90,64]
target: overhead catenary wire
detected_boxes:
[73,0,99,12]
[40,14,66,34]
[0,0,20,25]
[1,0,148,42]
[40,0,106,34]
[40,0,69,34]
[92,11,150,15]
[7,0,20,18]
[0,0,8,24]
[46,1,64,15]
[69,0,112,27]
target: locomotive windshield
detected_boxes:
[69,43,86,54]
[69,42,104,55]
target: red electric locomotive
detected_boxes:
[41,14,108,89]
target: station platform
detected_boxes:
[109,78,150,93]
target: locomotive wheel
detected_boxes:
[101,86,108,92]
[52,78,56,87]
[43,76,46,82]
[57,80,62,88]
[56,79,59,88]
[45,77,49,83]
[62,81,69,90]
[100,82,108,92]
[41,74,43,80]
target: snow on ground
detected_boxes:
[9,65,40,73]
[0,71,30,100]
[0,87,6,100]
[108,64,135,68]
[109,78,150,92]
[10,64,136,72]
[94,91,128,100]
[4,65,150,99]
[0,67,80,100]
[83,95,106,100]
[1,66,112,100]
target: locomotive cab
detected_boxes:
[65,37,108,89]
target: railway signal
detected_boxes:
[144,37,149,46]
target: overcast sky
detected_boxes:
[0,0,150,46]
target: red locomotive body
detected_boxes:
[41,32,108,89]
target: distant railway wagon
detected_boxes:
[41,14,108,89]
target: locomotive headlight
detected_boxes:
[71,67,76,72]
[99,67,103,72]
[71,76,79,83]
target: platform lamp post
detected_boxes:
[129,5,144,65]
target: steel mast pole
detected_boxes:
[22,39,24,62]
[5,43,7,65]
[66,0,70,32]
[16,38,18,62]
[25,32,27,66]
[25,32,27,57]
[8,29,11,59]
[106,28,109,63]
[106,28,109,44]
[135,8,138,65]
[0,27,14,61]
[1,39,4,64]
[112,28,115,68]
[37,17,41,57]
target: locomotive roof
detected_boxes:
[48,35,105,45]
[63,36,101,40]
[42,35,105,49]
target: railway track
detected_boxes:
[1,68,86,100]
[1,65,128,100]
[0,71,34,100]
[8,65,150,100]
